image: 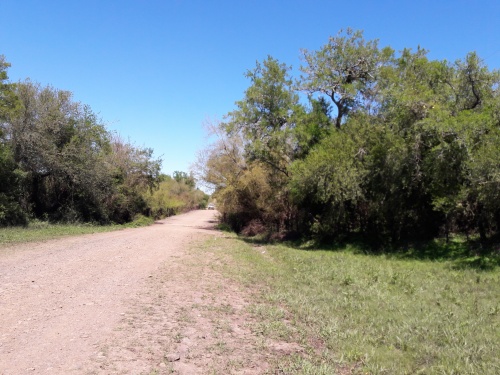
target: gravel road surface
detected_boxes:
[0,210,302,375]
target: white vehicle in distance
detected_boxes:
[206,203,216,210]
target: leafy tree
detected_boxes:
[0,55,20,121]
[221,56,306,233]
[5,81,113,221]
[373,48,500,242]
[3,80,162,224]
[173,170,196,188]
[454,52,498,112]
[225,56,301,177]
[0,56,171,226]
[193,118,247,194]
[299,28,392,128]
[105,135,161,222]
[193,120,251,230]
[0,56,25,225]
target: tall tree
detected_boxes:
[299,28,392,128]
[222,56,306,232]
[0,56,25,225]
[5,81,115,221]
[225,56,301,177]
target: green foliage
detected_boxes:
[300,28,393,128]
[172,170,196,188]
[6,81,115,222]
[0,143,26,226]
[105,135,161,223]
[0,55,20,121]
[226,56,300,177]
[292,97,332,158]
[290,122,365,239]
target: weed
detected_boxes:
[173,332,183,343]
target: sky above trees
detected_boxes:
[1,0,499,175]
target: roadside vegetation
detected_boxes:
[202,234,500,374]
[0,221,120,247]
[0,56,208,228]
[195,28,500,252]
[0,215,156,247]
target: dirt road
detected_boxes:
[0,210,284,374]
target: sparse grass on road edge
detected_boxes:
[199,234,500,374]
[0,215,155,247]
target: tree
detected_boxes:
[105,135,161,222]
[3,80,163,223]
[5,81,113,221]
[373,47,500,242]
[145,174,208,218]
[195,32,500,246]
[0,57,168,226]
[299,29,392,128]
[454,52,498,112]
[221,56,306,233]
[225,55,301,177]
[173,170,195,188]
[0,56,25,225]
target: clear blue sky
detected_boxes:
[2,0,499,176]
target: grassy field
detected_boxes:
[201,235,500,374]
[0,215,154,247]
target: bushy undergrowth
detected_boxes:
[203,235,500,374]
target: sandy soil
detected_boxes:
[0,210,299,375]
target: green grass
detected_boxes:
[0,215,155,247]
[202,235,500,374]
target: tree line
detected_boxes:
[0,56,207,226]
[196,29,500,247]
